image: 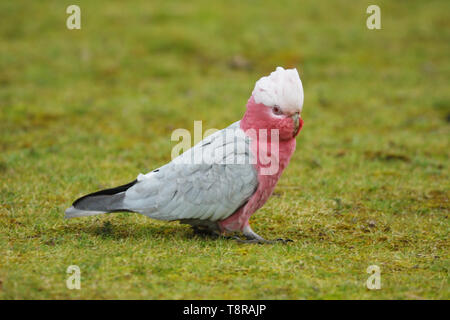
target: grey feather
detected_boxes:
[65,121,258,222]
[73,193,126,211]
[122,121,258,222]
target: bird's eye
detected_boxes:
[272,106,283,115]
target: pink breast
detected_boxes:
[219,136,296,232]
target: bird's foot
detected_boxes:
[192,226,221,239]
[230,225,294,244]
[192,224,293,244]
[234,237,293,244]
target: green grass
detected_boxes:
[1,0,449,299]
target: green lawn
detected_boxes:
[0,0,449,299]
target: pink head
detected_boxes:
[241,67,304,141]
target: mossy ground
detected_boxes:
[0,0,449,299]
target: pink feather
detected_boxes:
[219,96,304,232]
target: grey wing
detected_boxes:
[122,122,258,222]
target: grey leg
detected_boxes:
[180,219,222,239]
[237,225,293,244]
[192,227,244,242]
[192,226,220,238]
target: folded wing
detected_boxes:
[122,121,258,221]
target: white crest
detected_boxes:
[252,67,304,113]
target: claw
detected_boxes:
[233,238,293,244]
[192,224,293,244]
[232,225,294,244]
[192,226,220,238]
[276,238,294,243]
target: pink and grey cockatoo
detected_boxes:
[65,66,304,243]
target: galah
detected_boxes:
[65,66,304,243]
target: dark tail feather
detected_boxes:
[65,179,137,219]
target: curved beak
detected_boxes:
[291,112,301,137]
